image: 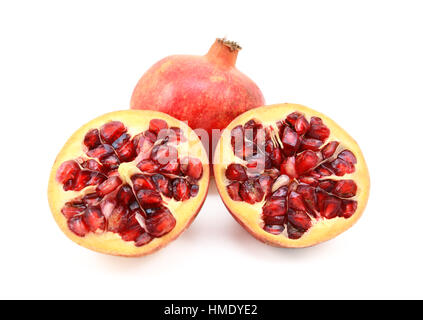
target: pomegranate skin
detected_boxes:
[130,39,265,156]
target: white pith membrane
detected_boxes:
[48,110,209,257]
[214,104,370,248]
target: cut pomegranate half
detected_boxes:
[214,103,370,248]
[48,110,209,257]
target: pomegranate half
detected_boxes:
[48,110,209,256]
[130,38,265,156]
[213,103,370,248]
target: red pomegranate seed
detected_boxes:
[137,189,162,206]
[82,192,102,206]
[300,138,323,151]
[295,150,319,176]
[240,180,264,204]
[298,176,318,187]
[84,206,105,232]
[68,216,89,237]
[280,156,297,178]
[71,170,93,191]
[330,158,354,176]
[333,180,357,198]
[134,135,154,160]
[287,222,305,239]
[56,160,80,184]
[317,192,341,219]
[81,159,104,172]
[225,163,248,181]
[160,159,180,175]
[172,178,190,201]
[149,119,168,135]
[117,185,134,205]
[120,225,144,242]
[341,200,357,218]
[132,174,156,191]
[116,141,136,162]
[61,202,86,219]
[296,185,317,214]
[295,116,310,135]
[137,159,160,173]
[107,205,128,232]
[96,176,122,196]
[318,180,336,193]
[321,141,339,159]
[135,232,153,247]
[227,182,242,201]
[257,175,273,196]
[86,144,114,160]
[100,121,126,144]
[144,207,176,237]
[286,112,302,127]
[287,210,312,231]
[263,215,286,225]
[83,129,101,150]
[152,174,172,197]
[100,154,120,171]
[270,147,283,167]
[315,164,333,177]
[112,133,130,149]
[271,186,289,199]
[190,184,199,197]
[246,154,266,174]
[288,191,308,212]
[263,224,285,235]
[151,145,178,166]
[281,126,300,156]
[262,198,287,217]
[338,150,357,165]
[307,117,330,142]
[180,157,203,180]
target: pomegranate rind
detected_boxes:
[48,110,209,257]
[213,103,370,248]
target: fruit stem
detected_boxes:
[205,38,241,68]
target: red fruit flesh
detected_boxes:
[55,118,205,247]
[130,38,265,159]
[224,112,360,239]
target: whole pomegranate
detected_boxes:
[130,38,265,158]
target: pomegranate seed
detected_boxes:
[280,156,297,178]
[315,164,333,177]
[68,216,89,237]
[134,135,154,160]
[295,150,319,176]
[281,126,300,156]
[287,222,305,239]
[112,133,130,149]
[83,129,101,150]
[144,207,176,237]
[120,225,144,242]
[84,206,105,232]
[286,112,302,127]
[338,150,357,165]
[81,159,104,172]
[225,163,248,181]
[137,189,162,206]
[86,144,114,160]
[107,205,128,232]
[61,202,86,219]
[100,121,126,144]
[295,116,310,135]
[71,170,93,191]
[56,160,80,184]
[296,185,317,214]
[317,192,341,219]
[152,174,172,198]
[117,185,134,206]
[333,180,357,198]
[100,154,120,171]
[160,159,180,175]
[96,176,122,196]
[322,141,339,159]
[180,157,203,180]
[190,184,199,197]
[270,147,283,167]
[151,145,178,165]
[135,232,153,247]
[288,191,309,212]
[300,138,323,151]
[240,180,264,204]
[330,158,354,176]
[172,178,190,201]
[246,154,266,174]
[149,119,168,135]
[82,192,102,206]
[262,198,287,217]
[132,174,156,191]
[231,125,245,157]
[287,210,312,231]
[137,159,160,173]
[264,224,285,235]
[263,215,286,225]
[258,175,273,196]
[100,196,117,219]
[227,182,242,201]
[116,141,136,162]
[298,176,319,187]
[306,117,330,142]
[341,200,357,218]
[319,180,336,192]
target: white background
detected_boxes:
[1,0,422,299]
